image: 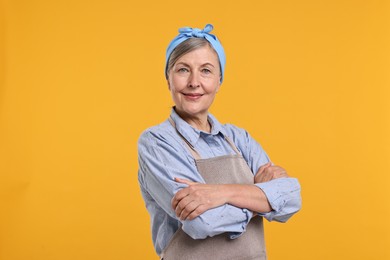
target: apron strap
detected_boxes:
[168,117,242,159]
[168,117,202,160]
[223,136,241,155]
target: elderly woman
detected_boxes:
[138,24,301,260]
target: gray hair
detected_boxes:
[165,38,215,79]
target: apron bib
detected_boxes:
[161,118,266,260]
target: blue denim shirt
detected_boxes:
[138,109,301,255]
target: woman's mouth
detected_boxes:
[182,93,203,101]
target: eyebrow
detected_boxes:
[175,62,216,68]
[202,63,216,68]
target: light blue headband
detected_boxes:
[165,24,226,83]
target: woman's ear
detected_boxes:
[216,81,221,93]
[217,74,222,92]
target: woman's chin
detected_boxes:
[177,106,208,118]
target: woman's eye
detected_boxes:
[178,68,189,72]
[202,68,211,74]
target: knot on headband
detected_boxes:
[179,24,214,38]
[165,24,226,83]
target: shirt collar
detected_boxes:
[170,108,227,146]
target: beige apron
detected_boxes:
[161,118,266,260]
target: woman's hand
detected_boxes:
[171,178,227,221]
[254,162,289,183]
[172,163,289,221]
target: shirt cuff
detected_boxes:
[228,208,253,239]
[254,178,301,222]
[255,178,289,212]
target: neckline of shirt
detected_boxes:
[170,108,227,147]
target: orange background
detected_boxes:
[1,0,389,259]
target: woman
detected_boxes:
[138,24,301,260]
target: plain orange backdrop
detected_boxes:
[0,0,389,259]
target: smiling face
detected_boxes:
[167,45,221,120]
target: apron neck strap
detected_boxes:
[168,117,242,160]
[168,117,202,160]
[223,135,241,155]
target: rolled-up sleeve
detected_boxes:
[255,178,301,222]
[227,125,302,222]
[138,130,253,240]
[182,206,252,239]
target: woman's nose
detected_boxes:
[188,72,200,88]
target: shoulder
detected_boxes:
[139,121,168,142]
[221,123,264,154]
[138,121,172,145]
[221,123,270,170]
[221,123,250,141]
[138,120,184,153]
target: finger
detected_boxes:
[171,188,189,210]
[174,177,196,185]
[263,173,273,182]
[256,162,272,175]
[269,165,285,172]
[265,166,288,179]
[186,204,207,220]
[263,166,278,175]
[175,196,194,218]
[273,168,287,177]
[179,201,199,220]
[255,171,266,183]
[257,172,270,183]
[276,170,289,178]
[259,162,271,173]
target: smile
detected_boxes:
[182,93,204,100]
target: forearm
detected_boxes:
[222,184,272,213]
[182,204,252,239]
